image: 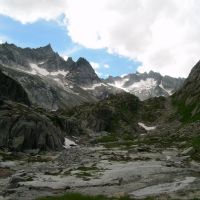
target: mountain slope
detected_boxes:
[173,60,200,121]
[63,92,145,135]
[0,43,97,110]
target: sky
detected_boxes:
[0,0,200,78]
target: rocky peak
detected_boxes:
[66,57,101,86]
[76,57,90,65]
[66,57,75,66]
[34,43,54,55]
[105,70,185,100]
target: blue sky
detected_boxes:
[0,1,198,78]
[0,15,140,78]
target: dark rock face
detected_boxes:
[69,93,143,134]
[0,68,30,106]
[0,43,71,72]
[66,57,101,86]
[0,102,63,151]
[174,60,200,121]
[0,101,82,151]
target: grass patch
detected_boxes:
[27,155,53,162]
[97,134,118,143]
[75,171,93,178]
[190,136,200,161]
[74,164,103,180]
[172,97,200,123]
[104,140,135,149]
[77,165,99,171]
[37,192,200,200]
[37,192,155,200]
[0,151,21,161]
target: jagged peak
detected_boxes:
[38,43,53,52]
[0,42,17,49]
[76,57,90,65]
[67,57,74,63]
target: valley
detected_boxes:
[0,43,200,200]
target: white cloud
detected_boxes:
[0,0,66,24]
[63,45,82,56]
[0,0,200,77]
[90,61,100,70]
[0,35,8,44]
[62,55,68,61]
[104,64,110,69]
[120,74,127,78]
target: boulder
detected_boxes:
[181,147,195,156]
[0,101,82,151]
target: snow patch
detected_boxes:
[29,63,68,77]
[82,83,108,90]
[159,81,173,95]
[138,122,156,131]
[108,78,157,93]
[108,78,129,91]
[50,70,69,76]
[63,138,77,149]
[29,63,49,76]
[128,78,157,91]
[38,61,45,65]
[120,74,127,78]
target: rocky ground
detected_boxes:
[1,135,200,200]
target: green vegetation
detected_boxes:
[141,97,166,123]
[104,140,136,149]
[96,132,136,149]
[97,134,118,143]
[27,155,53,163]
[62,93,140,134]
[190,136,200,161]
[37,192,155,200]
[76,165,99,171]
[74,171,93,179]
[172,97,200,123]
[73,164,104,180]
[0,151,21,161]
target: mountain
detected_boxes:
[66,92,144,135]
[66,57,101,86]
[0,43,97,110]
[173,60,200,121]
[105,71,185,100]
[0,43,184,108]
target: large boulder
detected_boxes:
[0,101,81,151]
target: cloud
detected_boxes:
[1,0,200,77]
[0,35,9,44]
[0,0,66,24]
[104,64,110,69]
[61,45,82,60]
[90,61,100,70]
[62,55,68,61]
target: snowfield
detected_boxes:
[138,122,156,131]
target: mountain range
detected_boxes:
[105,71,184,100]
[0,43,185,111]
